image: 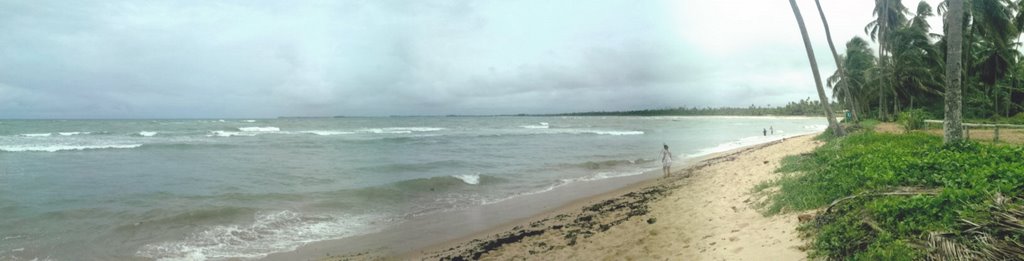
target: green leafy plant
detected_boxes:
[898,109,931,131]
[761,131,1024,259]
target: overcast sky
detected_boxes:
[0,0,944,118]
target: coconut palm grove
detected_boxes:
[828,0,1021,124]
[766,0,1024,259]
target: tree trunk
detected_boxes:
[789,0,844,136]
[814,0,859,122]
[944,0,965,144]
[879,0,890,121]
[893,88,899,115]
[994,84,999,118]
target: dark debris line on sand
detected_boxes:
[429,186,671,261]
[425,139,787,260]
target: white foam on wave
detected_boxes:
[577,169,653,182]
[549,129,644,136]
[690,136,775,158]
[135,210,387,261]
[238,127,280,132]
[521,122,550,129]
[242,120,256,123]
[481,168,653,205]
[207,131,257,137]
[58,132,90,136]
[520,122,550,129]
[20,133,52,137]
[357,127,444,134]
[0,144,143,152]
[452,174,480,185]
[296,130,355,136]
[689,126,825,158]
[521,125,549,129]
[138,131,158,137]
[588,130,644,136]
[481,183,562,205]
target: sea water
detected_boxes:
[0,116,826,260]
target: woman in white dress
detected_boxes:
[661,144,673,178]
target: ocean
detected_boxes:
[0,116,826,260]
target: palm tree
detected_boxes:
[828,37,877,118]
[888,2,945,107]
[866,0,909,121]
[789,0,844,136]
[939,0,1022,118]
[968,0,1018,118]
[945,0,965,144]
[815,0,860,122]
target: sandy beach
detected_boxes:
[317,134,822,260]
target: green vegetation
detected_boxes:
[897,108,931,131]
[550,98,841,117]
[821,0,1024,122]
[759,131,1024,259]
[859,119,881,131]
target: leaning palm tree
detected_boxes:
[888,2,945,105]
[814,0,859,122]
[828,37,877,117]
[945,0,965,144]
[788,0,844,136]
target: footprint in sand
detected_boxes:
[728,236,739,242]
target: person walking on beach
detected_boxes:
[661,144,673,178]
[763,128,767,136]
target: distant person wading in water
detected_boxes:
[661,144,673,178]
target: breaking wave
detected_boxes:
[136,210,386,260]
[356,127,444,134]
[451,174,480,185]
[238,127,280,132]
[207,131,257,137]
[0,144,143,152]
[296,130,355,136]
[520,122,550,129]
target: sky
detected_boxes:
[0,0,945,118]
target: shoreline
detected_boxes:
[263,132,819,260]
[409,134,819,260]
[263,158,701,261]
[408,145,768,260]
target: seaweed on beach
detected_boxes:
[429,182,673,260]
[425,141,784,260]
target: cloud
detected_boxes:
[0,0,945,118]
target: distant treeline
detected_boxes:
[540,98,841,117]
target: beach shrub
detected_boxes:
[897,109,930,131]
[763,131,1024,259]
